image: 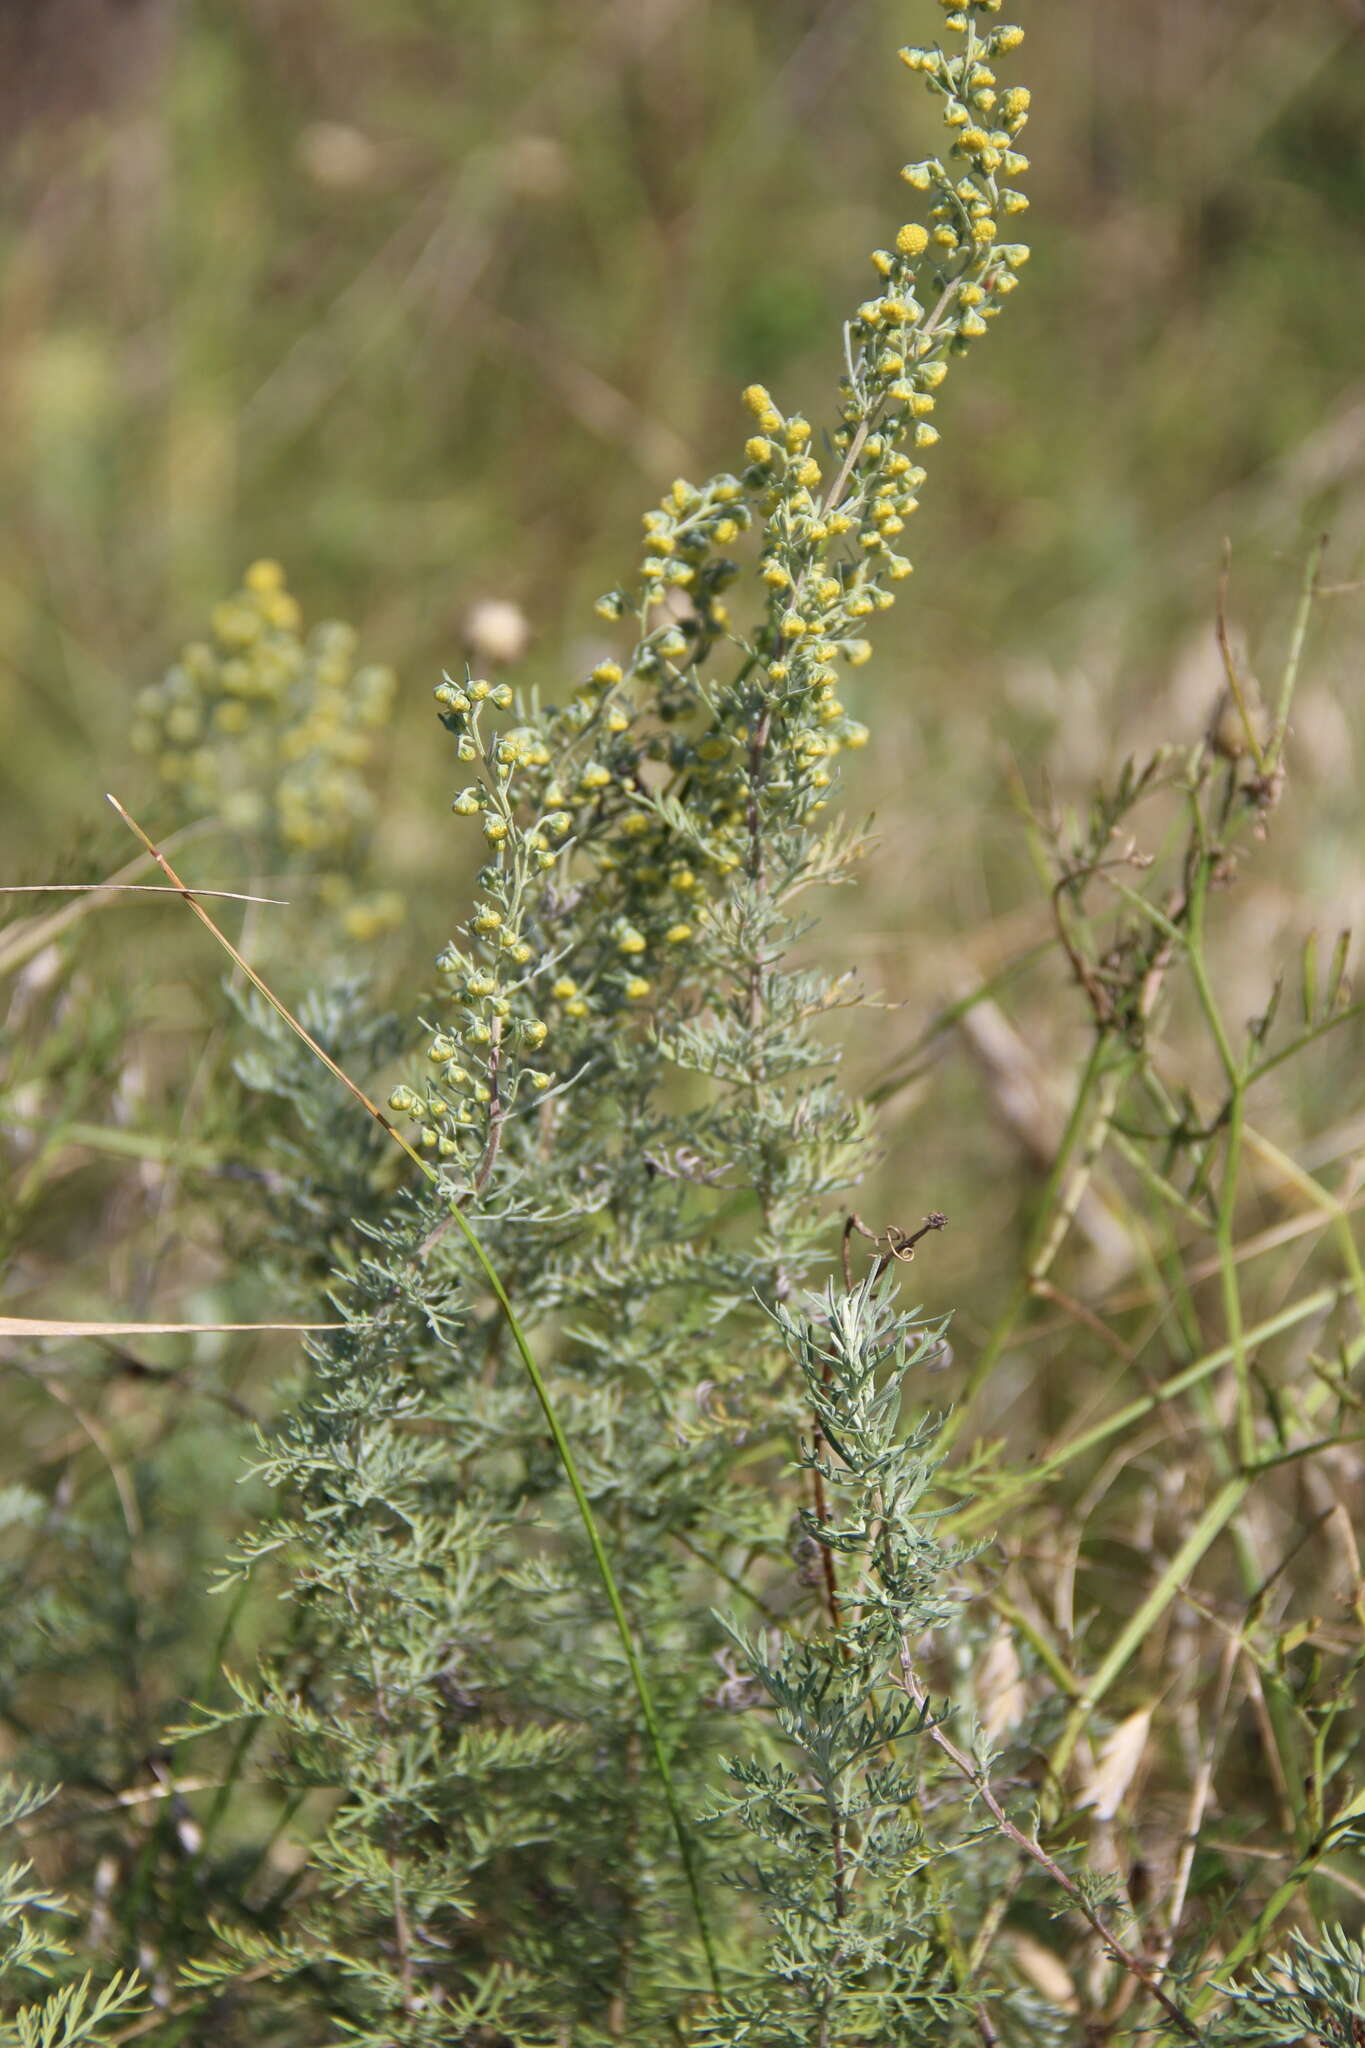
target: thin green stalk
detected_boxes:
[1045,1475,1247,1796]
[1109,1128,1211,1232]
[1245,998,1365,1088]
[0,1109,223,1169]
[108,794,724,2002]
[948,1282,1345,1537]
[1189,1785,1365,2013]
[865,938,1054,1107]
[1218,1087,1256,1468]
[1174,846,1260,1467]
[1266,535,1325,770]
[1181,1377,1308,1848]
[1242,1120,1365,1319]
[441,1194,722,1995]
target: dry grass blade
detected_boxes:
[105,794,411,1154]
[2,1317,343,1337]
[1,884,286,904]
[0,823,214,980]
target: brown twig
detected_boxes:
[844,1210,947,1289]
[895,1644,1203,2043]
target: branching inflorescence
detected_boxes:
[164,6,1041,2041]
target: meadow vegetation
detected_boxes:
[2,1,1364,2041]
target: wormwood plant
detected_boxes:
[3,2,1363,2045]
[164,6,1040,2037]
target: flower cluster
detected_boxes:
[131,561,401,936]
[390,0,1029,1169]
[391,657,715,1158]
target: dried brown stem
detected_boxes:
[895,1642,1203,2043]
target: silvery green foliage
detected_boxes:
[178,5,1039,2037]
[695,1281,987,2046]
[1203,1922,1365,2046]
[0,1780,71,1987]
[0,1780,145,2048]
[0,1973,146,2048]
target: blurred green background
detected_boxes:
[2,0,1364,1312]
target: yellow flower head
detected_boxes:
[245,559,285,595]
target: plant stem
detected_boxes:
[895,1643,1203,2044]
